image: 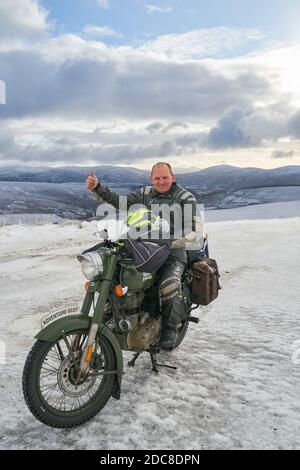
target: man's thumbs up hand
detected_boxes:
[85,171,99,190]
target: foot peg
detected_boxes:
[189,316,199,324]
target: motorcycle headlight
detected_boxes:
[77,252,104,280]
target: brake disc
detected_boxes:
[57,354,96,397]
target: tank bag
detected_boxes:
[124,238,170,273]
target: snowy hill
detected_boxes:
[0,165,149,184]
[0,181,144,220]
[180,165,300,209]
[0,202,299,449]
[1,164,300,189]
[0,165,300,218]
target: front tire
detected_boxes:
[22,329,117,428]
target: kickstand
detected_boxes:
[150,352,177,373]
[128,348,178,373]
[128,352,141,367]
[150,352,159,373]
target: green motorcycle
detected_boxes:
[22,229,199,428]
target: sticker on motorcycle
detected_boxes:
[142,273,152,281]
[41,306,80,329]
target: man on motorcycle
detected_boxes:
[86,162,202,349]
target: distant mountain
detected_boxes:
[177,165,300,209]
[1,164,300,188]
[0,165,149,184]
[179,165,300,190]
[0,164,300,217]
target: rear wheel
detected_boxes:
[174,317,189,348]
[22,329,117,428]
[174,284,193,348]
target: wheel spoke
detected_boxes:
[40,382,57,393]
[41,362,59,373]
[53,394,63,411]
[54,343,65,361]
[46,356,61,364]
[35,330,114,415]
[41,382,59,401]
[51,393,63,410]
[40,369,57,378]
[79,335,87,350]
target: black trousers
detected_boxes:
[156,257,187,328]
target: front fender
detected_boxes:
[35,315,123,391]
[35,314,91,342]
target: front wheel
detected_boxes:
[22,329,117,428]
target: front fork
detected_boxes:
[78,252,118,378]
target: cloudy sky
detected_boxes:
[0,0,300,171]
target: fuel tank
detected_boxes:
[119,260,155,291]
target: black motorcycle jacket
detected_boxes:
[91,181,203,263]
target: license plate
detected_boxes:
[41,305,80,329]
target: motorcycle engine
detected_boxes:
[118,291,144,315]
[116,290,160,352]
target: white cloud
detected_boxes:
[242,43,300,107]
[139,27,263,60]
[0,80,6,104]
[96,0,109,9]
[84,25,122,38]
[289,110,300,138]
[0,0,49,42]
[0,127,15,153]
[0,118,180,166]
[1,25,300,167]
[0,37,275,122]
[145,5,173,14]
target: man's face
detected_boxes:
[151,164,175,193]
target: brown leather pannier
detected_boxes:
[191,258,221,306]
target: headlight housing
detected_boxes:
[77,252,104,280]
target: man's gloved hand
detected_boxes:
[85,171,99,190]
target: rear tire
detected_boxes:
[22,330,117,428]
[174,284,192,348]
[174,317,189,348]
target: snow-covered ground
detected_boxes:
[205,199,300,222]
[0,203,299,450]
